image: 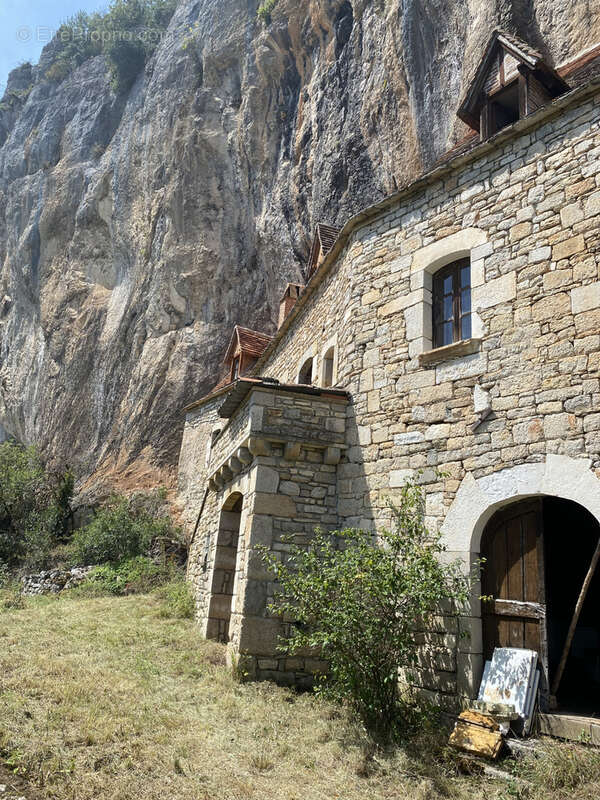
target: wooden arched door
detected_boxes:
[481,499,548,690]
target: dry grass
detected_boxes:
[0,592,597,800]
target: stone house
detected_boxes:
[177,31,600,737]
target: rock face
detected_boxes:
[0,0,598,486]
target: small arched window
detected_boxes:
[298,357,314,385]
[322,347,335,387]
[432,258,471,348]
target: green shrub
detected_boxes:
[74,556,169,597]
[155,578,195,619]
[257,0,278,25]
[105,38,147,92]
[0,442,73,570]
[45,0,177,92]
[261,480,473,744]
[69,492,176,566]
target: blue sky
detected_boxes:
[0,0,107,94]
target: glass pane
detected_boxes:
[443,295,453,320]
[460,264,471,288]
[461,314,472,340]
[461,288,471,314]
[443,321,453,346]
[443,274,454,294]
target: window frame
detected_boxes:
[432,258,472,349]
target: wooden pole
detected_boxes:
[551,537,600,697]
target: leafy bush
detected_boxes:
[262,480,473,744]
[69,491,176,566]
[74,556,169,596]
[257,0,279,25]
[45,0,178,92]
[0,442,73,569]
[155,578,195,619]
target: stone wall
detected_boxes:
[248,85,600,707]
[177,394,223,536]
[183,384,347,682]
[20,567,94,595]
[180,82,600,708]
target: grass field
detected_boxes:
[0,591,599,800]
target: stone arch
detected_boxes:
[442,455,600,555]
[412,227,488,278]
[441,455,600,700]
[298,356,314,385]
[206,491,244,643]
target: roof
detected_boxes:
[458,29,568,130]
[224,325,273,364]
[558,41,600,86]
[217,378,349,419]
[306,223,341,279]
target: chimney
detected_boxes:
[278,283,304,328]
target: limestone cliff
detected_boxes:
[0,0,598,487]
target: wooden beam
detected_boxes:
[492,598,545,619]
[551,537,600,697]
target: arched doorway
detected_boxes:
[206,493,243,643]
[481,496,600,713]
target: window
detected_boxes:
[485,80,520,136]
[432,258,471,348]
[298,357,314,385]
[231,356,240,381]
[322,347,335,388]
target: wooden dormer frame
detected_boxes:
[458,30,569,136]
[223,325,273,383]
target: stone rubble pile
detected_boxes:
[20,567,94,596]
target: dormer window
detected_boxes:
[484,80,520,135]
[306,223,341,281]
[458,30,569,141]
[221,326,272,387]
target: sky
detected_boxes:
[0,0,107,94]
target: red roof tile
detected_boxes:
[224,325,272,364]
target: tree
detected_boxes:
[69,491,176,566]
[0,442,73,568]
[262,480,473,743]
